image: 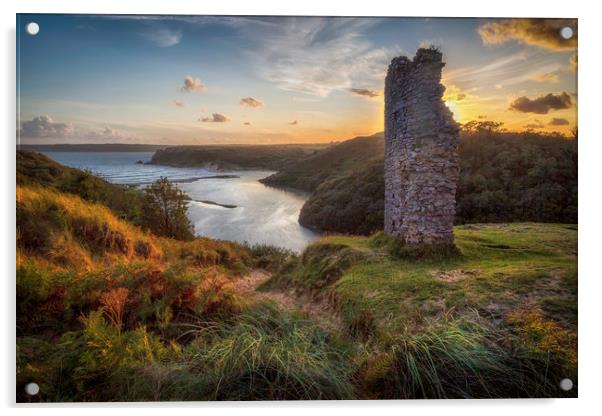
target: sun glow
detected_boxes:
[444,100,461,122]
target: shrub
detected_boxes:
[247,243,297,273]
[142,177,194,240]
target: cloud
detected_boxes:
[509,92,572,114]
[141,28,182,47]
[20,115,74,138]
[87,126,136,141]
[76,24,96,32]
[549,117,569,126]
[240,97,263,108]
[349,88,380,98]
[478,19,577,51]
[180,76,205,93]
[243,122,251,125]
[443,84,474,104]
[199,113,229,123]
[569,54,578,72]
[289,120,298,125]
[173,100,185,107]
[242,17,398,97]
[531,72,559,83]
[524,120,545,129]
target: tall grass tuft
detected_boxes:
[359,311,574,399]
[100,287,129,332]
[174,303,355,400]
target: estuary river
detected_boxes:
[43,151,319,251]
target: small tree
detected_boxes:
[142,177,194,240]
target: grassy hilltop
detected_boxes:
[17,151,577,401]
[260,223,577,398]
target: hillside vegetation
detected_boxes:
[17,152,578,401]
[260,133,384,192]
[261,129,577,235]
[17,150,194,240]
[17,184,355,401]
[149,143,330,170]
[262,223,578,398]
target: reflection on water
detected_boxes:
[41,152,319,251]
[180,172,318,252]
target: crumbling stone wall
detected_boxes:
[384,48,459,246]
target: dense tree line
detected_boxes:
[288,127,577,235]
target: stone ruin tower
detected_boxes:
[384,48,459,246]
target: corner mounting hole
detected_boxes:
[26,22,39,36]
[559,378,573,391]
[24,382,39,396]
[560,26,574,40]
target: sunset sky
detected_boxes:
[17,15,577,144]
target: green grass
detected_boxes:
[17,303,355,401]
[17,152,578,401]
[266,223,577,398]
[302,223,578,334]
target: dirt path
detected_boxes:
[234,270,343,332]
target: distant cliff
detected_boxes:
[19,143,168,152]
[149,144,328,171]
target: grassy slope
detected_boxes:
[260,133,384,192]
[17,150,146,224]
[263,223,577,398]
[17,184,355,401]
[325,223,577,332]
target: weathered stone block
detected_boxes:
[384,48,459,246]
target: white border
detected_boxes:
[2,1,600,415]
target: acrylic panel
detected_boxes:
[16,14,578,402]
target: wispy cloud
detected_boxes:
[240,17,399,97]
[569,54,578,72]
[289,120,298,125]
[445,51,565,90]
[173,100,185,107]
[141,28,182,47]
[87,126,137,141]
[530,71,560,83]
